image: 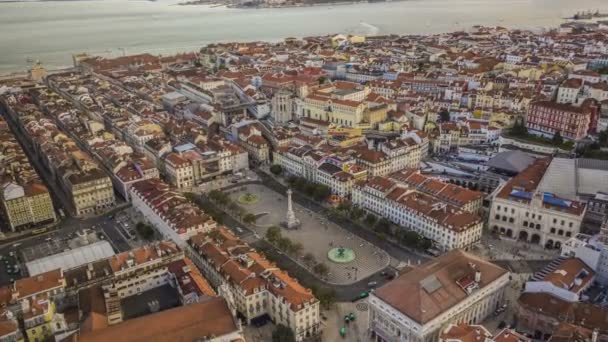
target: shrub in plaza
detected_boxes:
[374,218,392,236]
[243,213,257,225]
[277,236,293,252]
[303,252,316,266]
[265,226,282,243]
[312,184,331,201]
[364,213,377,226]
[397,230,420,247]
[270,164,283,175]
[417,238,433,250]
[336,201,351,212]
[313,262,329,277]
[289,241,303,256]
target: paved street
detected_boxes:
[322,302,370,342]
[482,272,529,334]
[475,231,560,261]
[0,209,135,286]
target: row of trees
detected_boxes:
[207,189,257,225]
[286,176,331,202]
[509,120,570,148]
[266,226,304,255]
[270,164,283,175]
[184,192,224,224]
[333,202,433,250]
[265,226,330,278]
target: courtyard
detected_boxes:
[229,184,390,285]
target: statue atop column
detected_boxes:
[282,188,301,229]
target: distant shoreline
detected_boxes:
[178,0,403,9]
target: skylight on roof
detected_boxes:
[420,274,442,293]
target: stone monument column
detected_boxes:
[282,188,301,229]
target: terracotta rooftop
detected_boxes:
[109,241,180,273]
[374,249,507,324]
[439,323,492,342]
[540,258,595,294]
[493,328,531,342]
[0,269,64,305]
[78,297,240,342]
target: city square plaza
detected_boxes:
[229,184,389,285]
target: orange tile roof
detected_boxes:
[78,298,240,342]
[375,249,507,324]
[108,241,180,273]
[541,258,595,294]
[0,269,64,305]
[439,323,491,342]
[189,227,317,311]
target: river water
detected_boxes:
[1,0,607,74]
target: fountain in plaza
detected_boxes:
[327,246,356,263]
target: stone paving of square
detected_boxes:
[228,184,390,285]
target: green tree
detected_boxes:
[418,238,433,250]
[400,230,421,247]
[304,183,316,196]
[227,201,239,213]
[510,119,528,136]
[313,263,329,277]
[374,218,392,235]
[243,213,257,225]
[312,286,336,309]
[552,131,563,145]
[136,222,154,240]
[598,130,608,146]
[270,164,283,175]
[235,206,247,220]
[351,206,366,220]
[208,189,223,201]
[265,226,282,243]
[289,241,304,256]
[272,324,296,342]
[312,184,331,201]
[277,236,293,252]
[303,252,316,266]
[184,192,196,202]
[318,76,327,85]
[364,213,377,226]
[294,177,308,191]
[336,201,351,212]
[287,176,298,186]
